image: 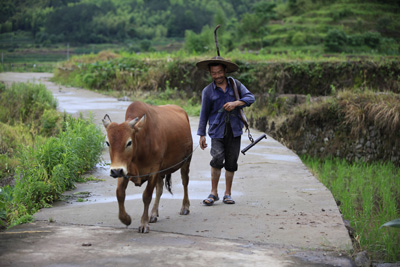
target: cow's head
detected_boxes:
[102,114,146,178]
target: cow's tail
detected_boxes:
[165,174,173,195]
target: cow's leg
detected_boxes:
[139,174,157,233]
[116,177,131,226]
[180,157,191,215]
[150,176,164,223]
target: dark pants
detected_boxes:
[210,123,241,172]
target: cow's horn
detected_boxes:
[128,117,140,129]
[129,114,146,131]
[102,114,112,128]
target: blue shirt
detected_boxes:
[197,77,255,139]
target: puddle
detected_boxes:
[68,179,242,205]
[55,95,131,114]
[77,190,243,204]
[60,191,92,203]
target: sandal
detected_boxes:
[223,195,235,204]
[203,194,219,206]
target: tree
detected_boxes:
[0,1,16,24]
[167,3,212,37]
[184,26,213,53]
[238,1,276,49]
[45,3,101,43]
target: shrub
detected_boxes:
[0,186,13,229]
[184,26,213,53]
[291,31,307,46]
[139,40,154,52]
[347,34,365,46]
[40,109,62,137]
[0,122,33,180]
[363,31,382,49]
[324,29,347,52]
[0,82,57,125]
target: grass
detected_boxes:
[0,82,57,126]
[142,81,201,116]
[337,90,400,138]
[0,63,56,73]
[0,82,59,181]
[0,82,105,229]
[52,50,203,116]
[302,156,400,262]
[2,114,104,228]
[0,122,33,180]
[247,86,400,262]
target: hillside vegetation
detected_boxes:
[1,0,399,60]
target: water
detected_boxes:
[77,179,242,205]
[54,93,131,114]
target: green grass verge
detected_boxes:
[142,81,201,116]
[7,115,104,226]
[0,115,105,228]
[0,82,105,229]
[301,156,400,262]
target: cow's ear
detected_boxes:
[102,114,112,129]
[130,114,146,131]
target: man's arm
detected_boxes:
[197,88,210,137]
[223,100,245,112]
[238,83,255,107]
[199,136,208,150]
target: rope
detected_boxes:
[122,144,200,180]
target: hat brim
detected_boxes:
[196,57,239,73]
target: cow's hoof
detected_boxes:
[138,225,150,233]
[149,215,158,223]
[180,208,190,215]
[119,214,132,226]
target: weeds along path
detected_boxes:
[0,72,354,266]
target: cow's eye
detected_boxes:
[126,140,132,147]
[105,141,110,147]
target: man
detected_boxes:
[196,56,255,206]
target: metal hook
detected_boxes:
[103,114,112,122]
[214,24,221,57]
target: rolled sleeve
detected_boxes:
[238,83,255,107]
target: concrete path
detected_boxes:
[0,73,354,266]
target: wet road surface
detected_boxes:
[0,73,355,266]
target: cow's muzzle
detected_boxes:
[110,168,125,178]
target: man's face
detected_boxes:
[210,65,226,86]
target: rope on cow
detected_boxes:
[122,144,200,180]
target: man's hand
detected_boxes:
[199,136,207,150]
[223,100,245,112]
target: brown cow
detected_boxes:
[102,101,192,233]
